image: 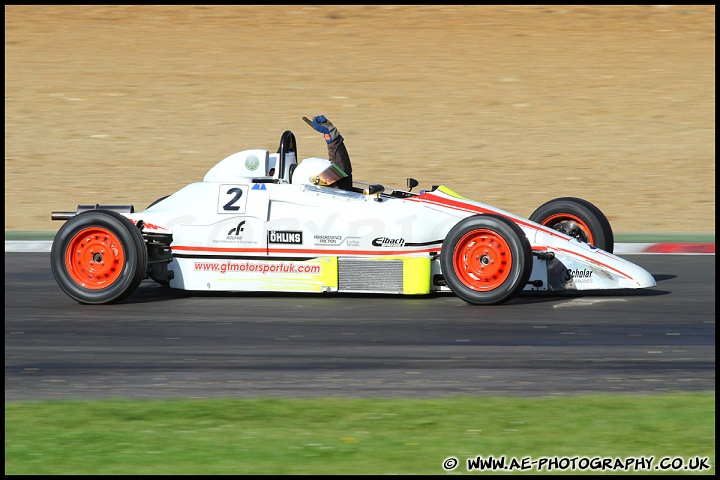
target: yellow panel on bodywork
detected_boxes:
[402,256,431,294]
[317,256,339,290]
[437,185,467,199]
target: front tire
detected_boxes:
[529,197,614,253]
[51,210,148,304]
[441,214,532,305]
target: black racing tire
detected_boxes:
[51,210,148,304]
[529,197,614,253]
[441,214,533,305]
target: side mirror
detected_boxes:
[364,184,385,195]
[406,178,419,192]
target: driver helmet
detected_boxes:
[291,157,348,187]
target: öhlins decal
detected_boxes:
[268,230,303,244]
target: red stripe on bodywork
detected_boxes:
[408,193,642,280]
[408,192,567,240]
[170,245,441,256]
[551,246,631,279]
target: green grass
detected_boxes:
[4,394,714,475]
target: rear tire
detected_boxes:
[51,210,148,304]
[441,214,532,305]
[529,197,614,253]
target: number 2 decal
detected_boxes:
[218,184,248,214]
[223,187,244,211]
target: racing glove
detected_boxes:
[303,115,340,144]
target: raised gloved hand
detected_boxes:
[303,115,340,144]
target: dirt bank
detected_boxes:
[5,5,715,233]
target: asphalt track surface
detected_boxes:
[5,253,715,401]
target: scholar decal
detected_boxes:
[372,236,405,247]
[268,230,303,244]
[562,268,594,284]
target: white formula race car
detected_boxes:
[50,130,656,305]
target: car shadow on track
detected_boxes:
[651,274,677,283]
[120,280,672,306]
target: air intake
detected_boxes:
[338,258,404,293]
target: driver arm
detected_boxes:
[327,134,353,190]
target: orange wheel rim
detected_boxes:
[64,227,125,289]
[542,213,594,245]
[453,229,512,291]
